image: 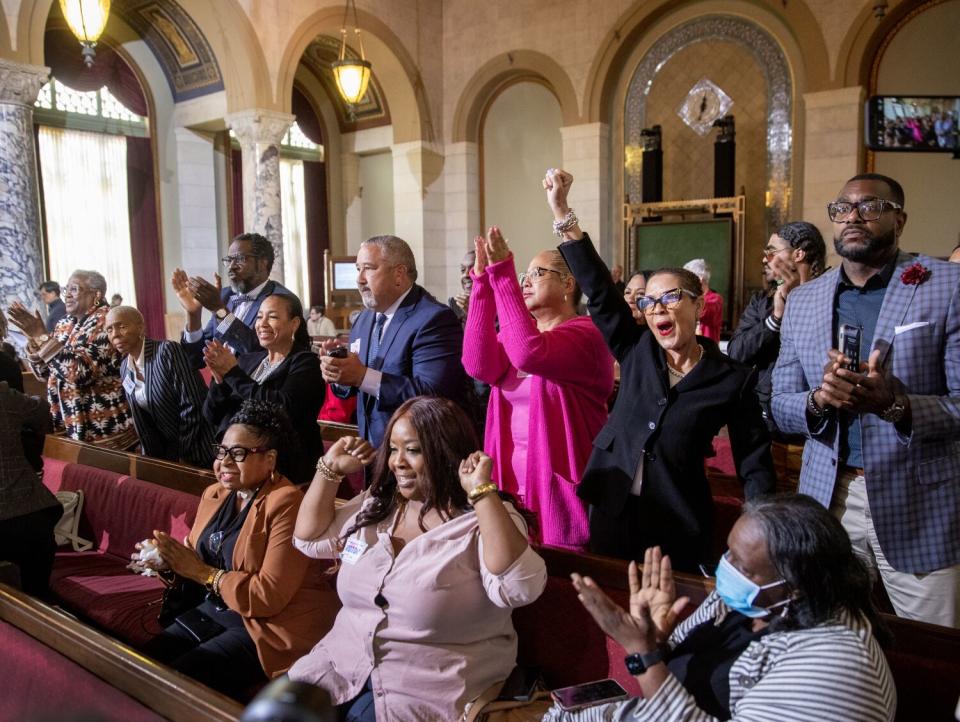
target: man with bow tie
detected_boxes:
[173,232,297,369]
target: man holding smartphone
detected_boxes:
[772,173,960,627]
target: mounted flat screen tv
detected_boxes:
[333,262,357,291]
[865,95,959,152]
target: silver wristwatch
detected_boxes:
[879,395,906,424]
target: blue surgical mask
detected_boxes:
[715,554,788,618]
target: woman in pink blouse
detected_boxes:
[288,397,546,722]
[462,228,614,550]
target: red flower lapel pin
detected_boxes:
[900,262,930,286]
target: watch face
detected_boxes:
[677,78,733,136]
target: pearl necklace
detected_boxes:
[667,344,703,379]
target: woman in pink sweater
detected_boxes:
[462,227,614,550]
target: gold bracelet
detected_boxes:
[204,569,219,592]
[467,482,499,503]
[316,457,344,484]
[212,569,227,596]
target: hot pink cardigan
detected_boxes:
[462,255,614,550]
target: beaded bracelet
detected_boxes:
[316,457,344,484]
[552,209,578,238]
[212,568,226,596]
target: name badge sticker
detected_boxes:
[122,375,136,395]
[350,339,362,355]
[340,537,368,565]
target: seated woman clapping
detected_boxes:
[288,396,547,722]
[544,494,895,721]
[140,400,336,699]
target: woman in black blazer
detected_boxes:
[544,169,776,572]
[203,294,324,484]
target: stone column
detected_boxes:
[561,122,612,260]
[225,109,294,282]
[801,86,865,268]
[442,141,480,299]
[392,140,445,293]
[0,59,50,314]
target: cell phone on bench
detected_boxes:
[551,678,629,711]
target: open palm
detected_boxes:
[633,547,690,644]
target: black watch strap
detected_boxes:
[624,648,665,675]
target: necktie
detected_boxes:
[369,313,387,365]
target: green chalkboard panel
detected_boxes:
[632,218,733,325]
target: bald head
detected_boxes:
[105,306,145,357]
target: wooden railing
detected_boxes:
[0,583,244,722]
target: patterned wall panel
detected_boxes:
[624,15,793,251]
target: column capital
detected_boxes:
[0,58,50,107]
[226,109,295,146]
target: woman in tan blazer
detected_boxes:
[142,400,338,699]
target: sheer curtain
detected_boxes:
[38,126,137,306]
[280,157,310,303]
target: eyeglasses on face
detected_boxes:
[762,245,790,260]
[636,288,697,314]
[519,267,565,285]
[212,445,270,462]
[826,198,902,222]
[221,253,261,267]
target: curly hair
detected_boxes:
[742,494,890,645]
[227,400,299,472]
[234,232,275,271]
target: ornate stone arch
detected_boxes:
[452,49,580,144]
[622,15,793,230]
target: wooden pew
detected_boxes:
[22,370,47,397]
[318,419,360,442]
[44,434,215,496]
[0,582,244,722]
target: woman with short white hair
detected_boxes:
[683,258,723,343]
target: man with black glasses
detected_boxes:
[172,233,296,368]
[727,221,826,438]
[773,173,960,627]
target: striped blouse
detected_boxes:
[543,591,896,722]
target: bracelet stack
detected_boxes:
[316,457,344,484]
[552,209,578,238]
[467,482,499,504]
[212,569,226,596]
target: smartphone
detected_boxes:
[838,324,861,372]
[497,666,542,702]
[326,345,349,358]
[864,95,960,152]
[551,679,629,712]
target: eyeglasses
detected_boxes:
[636,288,698,314]
[221,253,261,267]
[519,267,565,285]
[212,445,270,462]
[762,245,790,260]
[827,199,902,222]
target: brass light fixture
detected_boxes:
[332,0,372,111]
[60,0,111,67]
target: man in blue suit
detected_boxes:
[173,232,295,368]
[773,173,960,627]
[320,235,467,448]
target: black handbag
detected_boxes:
[157,571,206,628]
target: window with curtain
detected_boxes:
[38,125,138,307]
[280,157,310,303]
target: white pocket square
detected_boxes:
[894,321,929,335]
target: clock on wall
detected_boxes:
[677,78,734,136]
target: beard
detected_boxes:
[833,226,897,263]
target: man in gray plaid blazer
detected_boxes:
[773,173,960,628]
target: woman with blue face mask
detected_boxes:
[545,494,896,721]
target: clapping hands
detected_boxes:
[572,546,690,655]
[203,339,238,383]
[472,227,511,276]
